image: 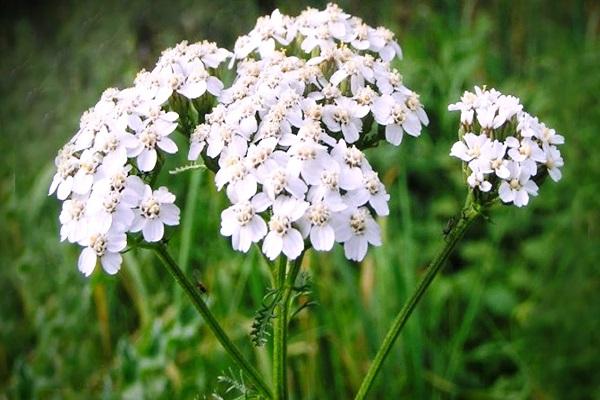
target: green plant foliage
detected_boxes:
[1,0,598,399]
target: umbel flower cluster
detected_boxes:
[449,86,564,207]
[189,4,428,262]
[49,3,429,275]
[49,40,232,275]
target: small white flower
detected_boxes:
[467,171,492,192]
[506,136,545,176]
[333,207,381,262]
[542,143,564,182]
[220,195,269,252]
[130,185,180,242]
[262,196,309,260]
[300,200,347,251]
[59,195,89,243]
[188,124,210,160]
[78,230,127,276]
[215,150,258,203]
[345,171,390,216]
[373,94,422,145]
[498,162,539,207]
[129,113,179,171]
[450,133,492,162]
[322,97,369,144]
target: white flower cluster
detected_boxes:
[189,5,428,261]
[49,40,231,275]
[449,86,564,207]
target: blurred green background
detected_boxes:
[1,0,599,399]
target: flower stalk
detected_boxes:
[152,243,273,399]
[272,254,304,400]
[354,194,482,400]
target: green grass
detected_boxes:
[1,0,599,399]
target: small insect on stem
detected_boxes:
[192,269,208,294]
[443,216,457,238]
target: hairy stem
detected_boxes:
[354,196,482,399]
[152,244,273,399]
[272,256,288,400]
[272,254,304,400]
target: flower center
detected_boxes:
[333,108,350,125]
[306,104,323,120]
[344,146,363,167]
[406,94,421,111]
[141,197,161,219]
[389,69,403,87]
[320,170,339,190]
[271,170,288,195]
[169,75,182,90]
[103,136,119,153]
[391,104,406,124]
[355,87,375,106]
[509,179,521,190]
[230,162,248,182]
[140,129,158,150]
[249,147,272,168]
[58,159,77,178]
[111,172,127,191]
[308,203,330,226]
[491,158,503,170]
[70,200,85,220]
[191,124,209,143]
[103,191,121,213]
[234,202,255,226]
[519,143,531,157]
[365,176,381,195]
[269,215,291,236]
[297,145,317,161]
[467,145,481,158]
[350,209,367,235]
[90,233,107,256]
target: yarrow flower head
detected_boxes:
[187,5,428,262]
[49,40,231,275]
[51,4,427,271]
[449,86,564,207]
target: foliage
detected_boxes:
[1,0,599,399]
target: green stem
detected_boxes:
[354,196,482,400]
[273,256,288,400]
[152,244,273,399]
[272,254,304,400]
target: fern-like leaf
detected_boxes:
[169,161,206,175]
[250,288,282,347]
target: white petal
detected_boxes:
[282,229,304,260]
[385,124,403,146]
[498,182,514,204]
[158,137,178,154]
[262,232,283,260]
[137,149,157,172]
[78,247,97,277]
[370,193,390,216]
[310,225,335,251]
[341,121,360,144]
[160,203,180,226]
[101,252,122,275]
[207,76,224,96]
[403,113,421,137]
[344,236,368,261]
[143,219,164,242]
